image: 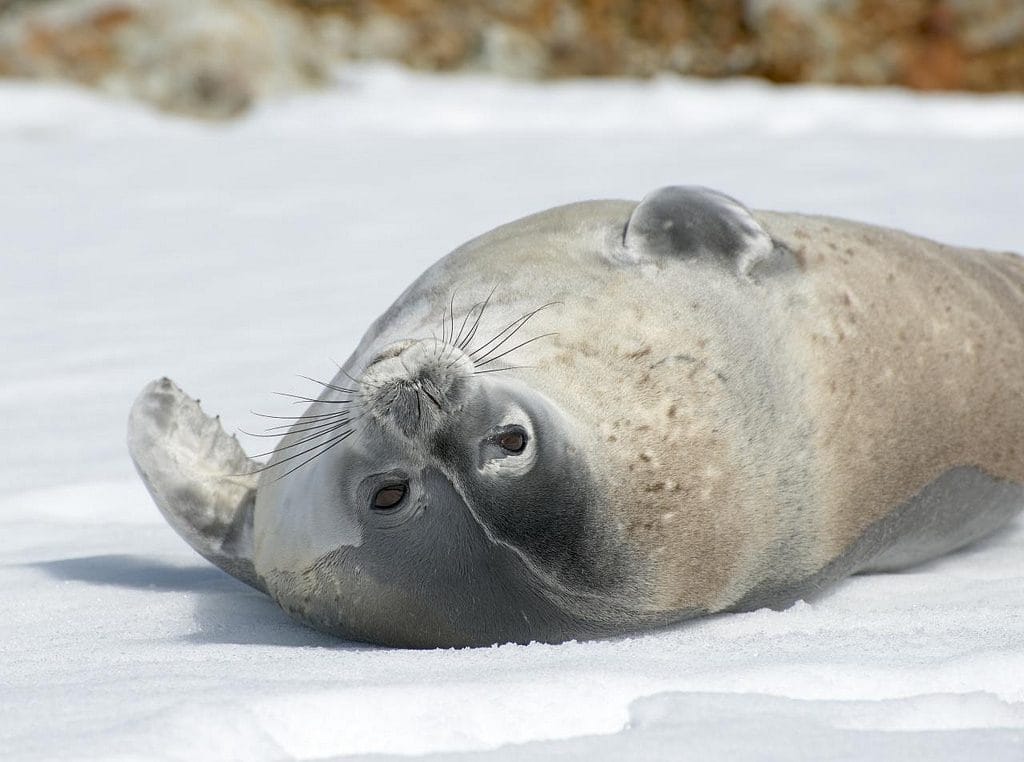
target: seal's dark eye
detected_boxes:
[372,483,407,510]
[497,429,527,454]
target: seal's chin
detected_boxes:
[361,339,474,437]
[289,464,606,648]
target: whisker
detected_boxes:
[452,295,478,350]
[269,429,358,482]
[243,414,358,437]
[433,328,450,366]
[458,284,498,351]
[469,301,557,357]
[440,292,450,346]
[259,403,365,433]
[447,289,457,353]
[333,362,380,391]
[247,423,353,459]
[251,409,353,422]
[270,414,360,435]
[444,350,467,370]
[244,427,356,477]
[468,313,529,360]
[476,333,558,368]
[260,416,351,433]
[297,374,359,395]
[444,297,485,369]
[275,391,354,405]
[473,365,532,375]
[470,302,558,364]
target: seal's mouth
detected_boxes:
[361,339,473,437]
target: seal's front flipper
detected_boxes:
[127,378,266,593]
[623,186,794,279]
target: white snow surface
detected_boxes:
[2,65,1024,760]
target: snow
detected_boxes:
[2,65,1023,760]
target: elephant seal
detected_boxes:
[128,186,1024,647]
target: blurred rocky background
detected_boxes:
[0,0,1021,119]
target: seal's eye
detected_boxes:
[497,428,527,455]
[372,483,407,510]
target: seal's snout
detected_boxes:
[362,339,472,437]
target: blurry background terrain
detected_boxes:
[0,0,1022,117]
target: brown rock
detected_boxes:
[0,0,328,118]
[3,0,1022,120]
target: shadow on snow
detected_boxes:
[30,553,372,650]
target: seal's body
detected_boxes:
[129,187,1024,647]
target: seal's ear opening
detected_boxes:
[127,377,265,593]
[624,185,789,278]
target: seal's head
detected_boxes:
[254,334,637,647]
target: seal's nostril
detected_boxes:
[368,340,416,367]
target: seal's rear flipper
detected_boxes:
[127,378,266,593]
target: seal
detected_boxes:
[128,186,1024,647]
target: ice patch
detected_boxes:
[337,692,1024,761]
